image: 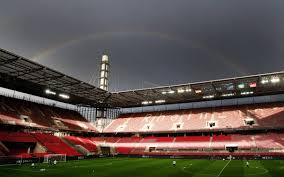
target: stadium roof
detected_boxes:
[0,48,110,107]
[1,48,284,108]
[108,71,284,107]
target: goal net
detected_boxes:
[43,154,66,163]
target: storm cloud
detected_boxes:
[0,0,283,91]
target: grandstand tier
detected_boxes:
[0,96,98,132]
[104,102,284,133]
[76,133,284,156]
[0,131,283,159]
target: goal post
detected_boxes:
[43,154,66,163]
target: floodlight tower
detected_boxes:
[99,54,110,91]
[96,54,111,131]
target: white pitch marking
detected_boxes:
[217,159,231,177]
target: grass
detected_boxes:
[0,158,283,177]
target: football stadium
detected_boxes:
[0,51,284,177]
[0,1,284,177]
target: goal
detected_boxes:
[43,154,66,163]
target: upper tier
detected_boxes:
[0,96,97,132]
[104,102,284,133]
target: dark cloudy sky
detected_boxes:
[0,0,283,91]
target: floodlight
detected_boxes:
[195,89,202,94]
[142,101,152,105]
[203,95,214,99]
[185,88,192,92]
[155,100,165,104]
[45,89,56,95]
[261,79,269,84]
[177,89,185,93]
[240,91,253,95]
[271,77,280,83]
[59,93,70,99]
[222,93,235,97]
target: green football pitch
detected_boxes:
[0,158,283,177]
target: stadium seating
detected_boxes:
[0,132,36,142]
[115,147,134,154]
[210,135,255,149]
[175,136,210,142]
[254,133,284,149]
[87,134,284,155]
[104,103,284,133]
[0,96,98,132]
[6,146,32,158]
[64,136,97,152]
[33,133,81,157]
[0,95,283,158]
[0,132,37,158]
[0,132,283,157]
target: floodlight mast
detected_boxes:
[99,54,110,91]
[96,54,110,131]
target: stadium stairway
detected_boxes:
[63,136,98,155]
[32,133,82,157]
[0,141,9,155]
[61,137,90,155]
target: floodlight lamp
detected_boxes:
[271,77,280,83]
[45,89,56,95]
[59,93,70,99]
